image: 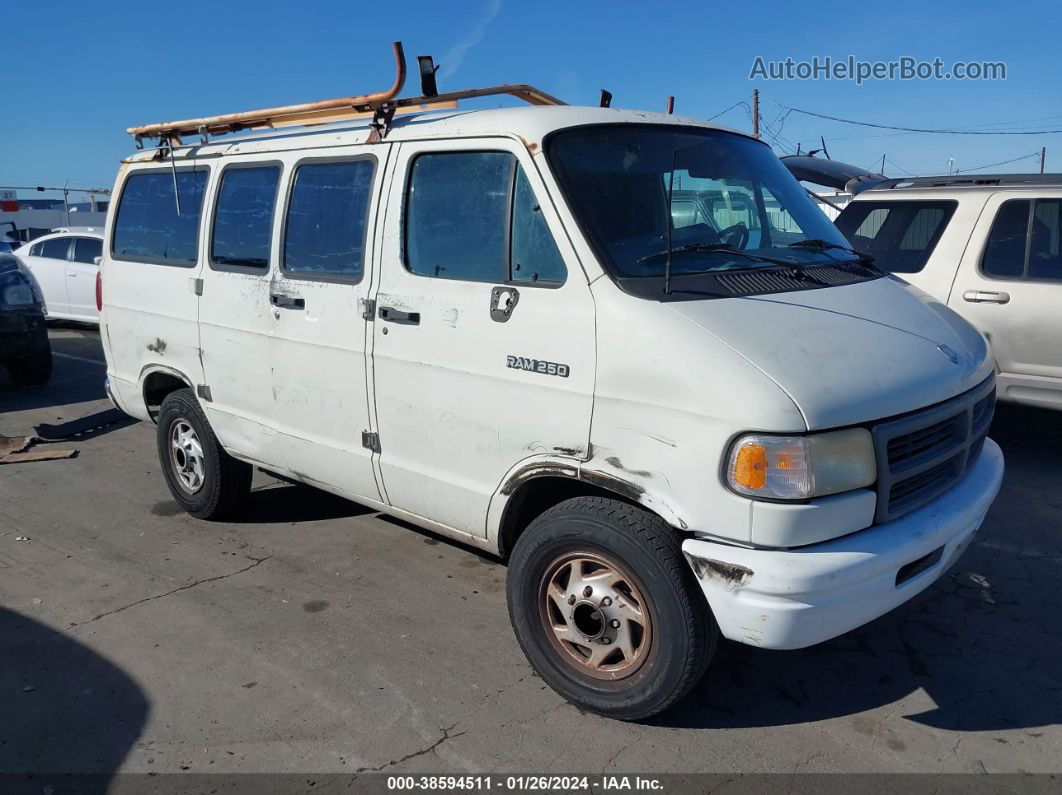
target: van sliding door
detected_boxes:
[264,149,388,502]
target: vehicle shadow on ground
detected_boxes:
[0,608,149,779]
[153,482,378,524]
[0,328,107,415]
[660,403,1062,732]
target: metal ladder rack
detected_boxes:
[127,42,565,147]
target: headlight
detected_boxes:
[726,428,876,499]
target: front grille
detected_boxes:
[871,375,995,523]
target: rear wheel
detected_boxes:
[157,388,251,520]
[507,496,716,720]
[6,346,52,387]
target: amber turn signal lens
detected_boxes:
[733,444,767,490]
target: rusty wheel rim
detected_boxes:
[538,551,653,681]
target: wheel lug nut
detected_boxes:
[602,637,612,644]
[601,597,612,607]
[567,595,576,606]
[610,619,621,629]
[583,586,592,598]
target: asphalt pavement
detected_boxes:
[1,326,1059,776]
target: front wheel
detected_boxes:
[157,388,251,520]
[506,497,717,720]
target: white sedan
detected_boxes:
[17,229,103,324]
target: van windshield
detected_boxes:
[546,125,855,282]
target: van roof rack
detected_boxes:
[127,41,565,148]
[871,173,1062,190]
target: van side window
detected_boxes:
[982,200,1031,279]
[211,166,280,270]
[405,152,566,285]
[112,170,208,266]
[511,167,566,283]
[283,160,374,280]
[406,152,512,282]
[72,237,102,264]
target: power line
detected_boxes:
[777,104,1062,135]
[706,100,750,122]
[957,152,1042,173]
[884,156,918,176]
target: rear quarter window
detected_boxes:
[112,169,209,266]
[836,200,957,274]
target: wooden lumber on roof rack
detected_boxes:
[127,40,565,143]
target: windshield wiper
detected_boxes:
[641,244,834,286]
[640,243,801,269]
[787,239,879,267]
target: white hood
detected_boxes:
[667,276,993,429]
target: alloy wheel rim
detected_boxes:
[538,551,653,681]
[169,419,205,493]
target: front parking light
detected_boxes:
[727,428,877,500]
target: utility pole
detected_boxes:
[752,89,760,138]
[1041,147,1047,174]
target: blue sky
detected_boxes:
[4,0,1061,197]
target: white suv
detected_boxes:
[836,175,1062,410]
[17,229,103,324]
[99,90,1004,719]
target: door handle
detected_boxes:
[963,290,1010,304]
[378,306,420,325]
[270,293,305,309]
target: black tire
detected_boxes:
[507,496,717,720]
[6,346,52,387]
[157,388,251,520]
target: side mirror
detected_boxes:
[93,256,102,267]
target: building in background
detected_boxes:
[0,189,109,245]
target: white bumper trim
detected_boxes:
[682,437,1005,650]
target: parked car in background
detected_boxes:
[835,175,1062,410]
[0,253,52,386]
[16,229,103,324]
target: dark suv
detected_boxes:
[0,254,52,386]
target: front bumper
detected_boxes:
[682,437,1004,650]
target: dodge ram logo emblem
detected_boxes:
[937,344,960,364]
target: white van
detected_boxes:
[100,61,1004,719]
[835,175,1062,410]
